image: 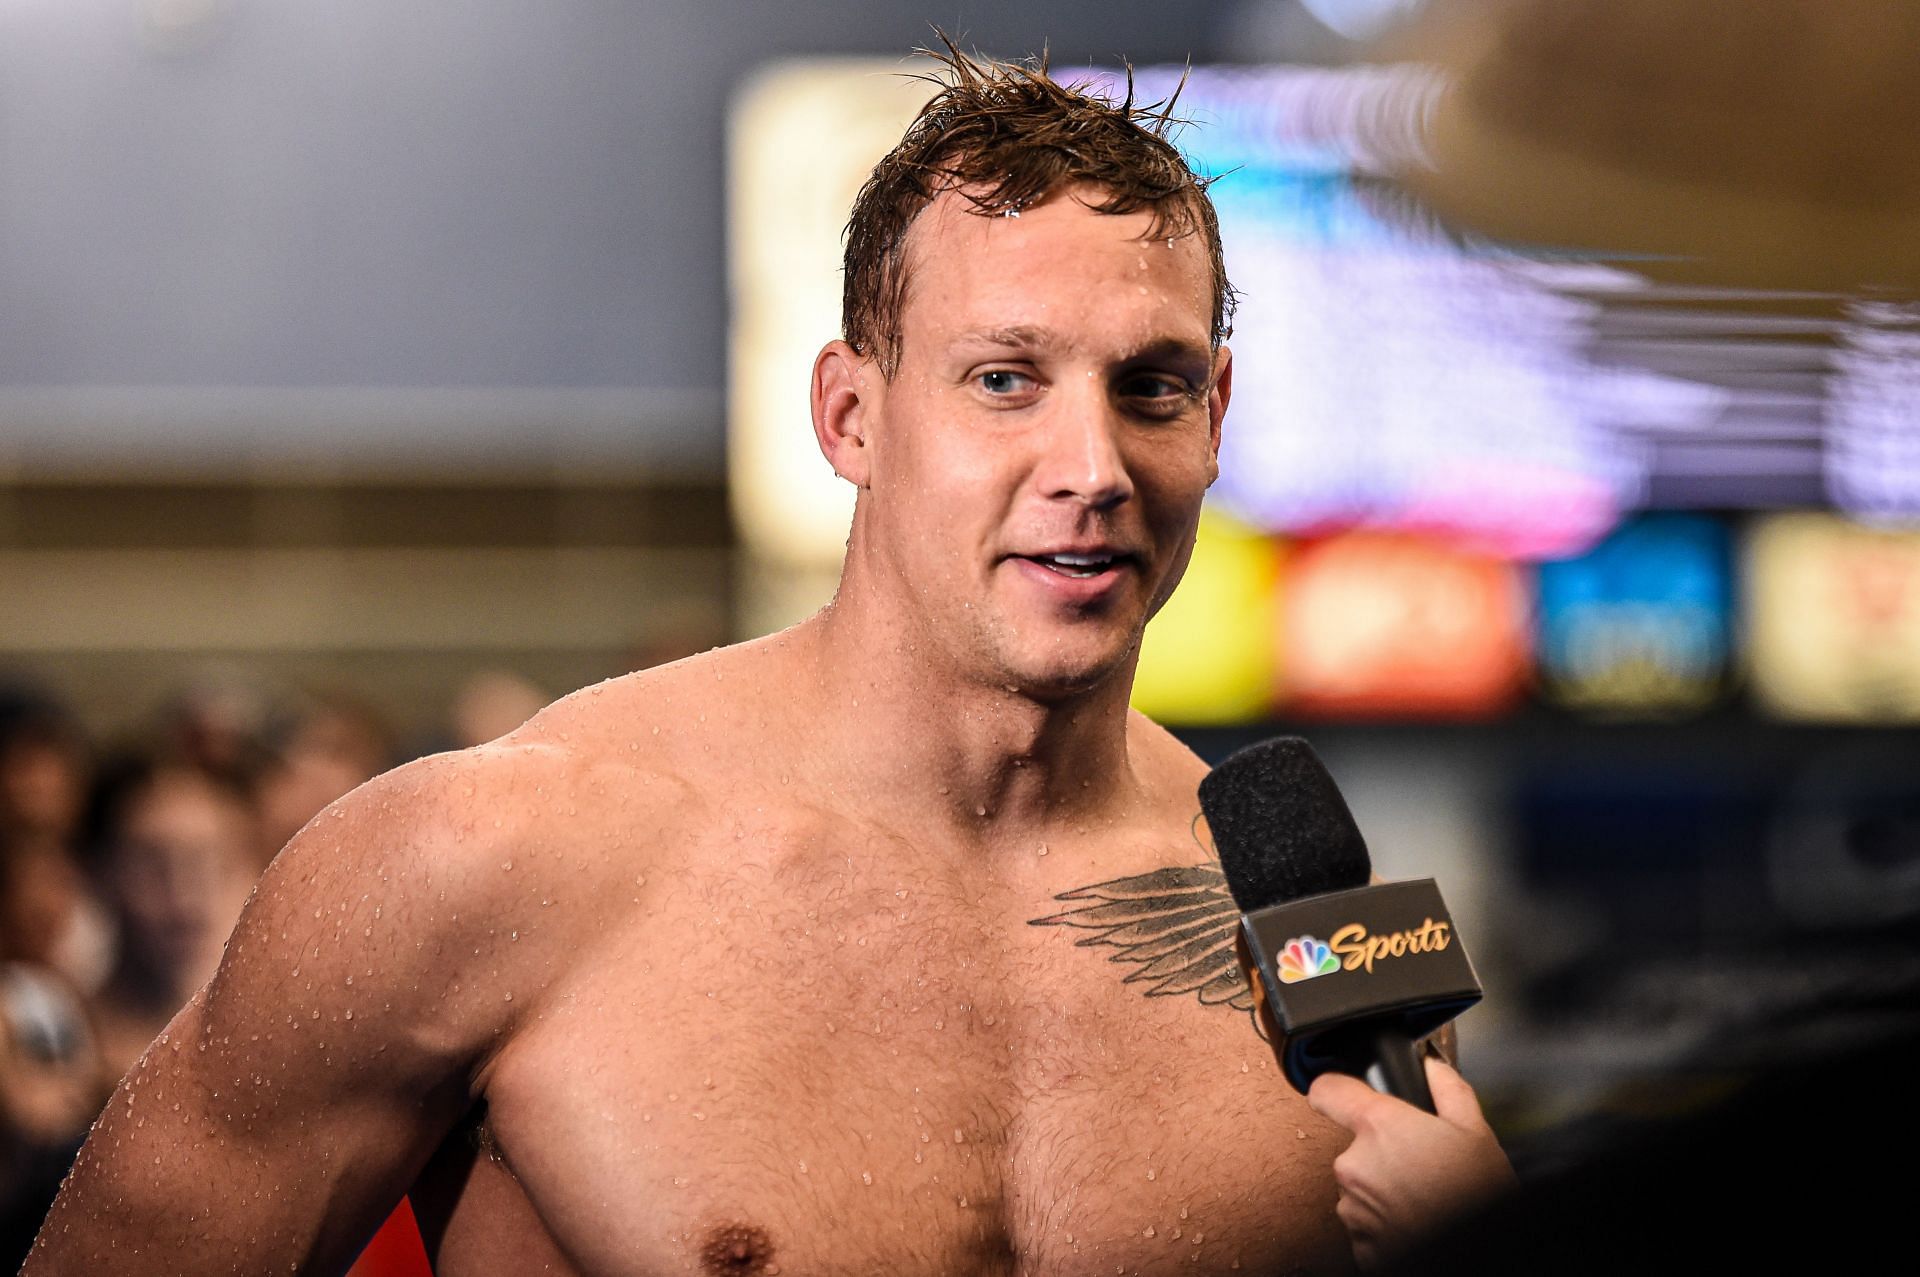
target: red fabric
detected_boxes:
[348,1198,433,1277]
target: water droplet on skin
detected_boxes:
[860,1171,873,1185]
[952,1128,966,1144]
[1240,1061,1249,1073]
[796,1161,808,1174]
[1179,1206,1189,1220]
[1295,1127,1308,1139]
[1146,1168,1157,1181]
[1037,843,1048,856]
[1143,1225,1157,1238]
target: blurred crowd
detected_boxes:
[0,669,548,1268]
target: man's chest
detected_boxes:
[472,853,1354,1276]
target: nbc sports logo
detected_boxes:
[1278,936,1340,983]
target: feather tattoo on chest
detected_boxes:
[1028,814,1262,1030]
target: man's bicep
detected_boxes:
[30,992,459,1275]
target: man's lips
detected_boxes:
[1005,549,1140,580]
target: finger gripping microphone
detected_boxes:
[1200,737,1482,1113]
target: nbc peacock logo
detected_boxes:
[1277,935,1341,983]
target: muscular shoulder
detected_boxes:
[224,668,727,1069]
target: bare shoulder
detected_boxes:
[264,650,770,949]
[206,737,583,1069]
[514,635,796,756]
[1123,708,1212,818]
[214,654,745,1064]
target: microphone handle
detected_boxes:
[1361,1020,1435,1113]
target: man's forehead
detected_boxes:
[896,185,1214,342]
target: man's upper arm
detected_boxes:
[25,748,542,1276]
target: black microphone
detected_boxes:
[1200,737,1482,1113]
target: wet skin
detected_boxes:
[26,191,1355,1275]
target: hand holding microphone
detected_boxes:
[1309,1057,1517,1270]
[1200,737,1513,1269]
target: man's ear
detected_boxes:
[1205,345,1233,486]
[812,339,877,489]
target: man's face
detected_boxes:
[856,185,1229,698]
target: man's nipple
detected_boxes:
[700,1222,777,1275]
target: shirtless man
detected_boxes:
[27,47,1500,1276]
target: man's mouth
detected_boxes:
[1018,551,1129,579]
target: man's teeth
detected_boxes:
[1037,553,1116,578]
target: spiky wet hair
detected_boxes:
[842,35,1235,377]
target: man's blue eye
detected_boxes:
[980,371,1025,394]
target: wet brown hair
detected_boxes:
[842,35,1235,377]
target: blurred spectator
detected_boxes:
[0,689,112,999]
[0,687,88,855]
[254,690,394,867]
[0,832,112,998]
[149,672,275,794]
[1,834,106,1272]
[81,753,259,1079]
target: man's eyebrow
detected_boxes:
[1121,336,1214,368]
[950,329,1212,366]
[952,325,1058,350]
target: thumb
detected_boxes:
[1307,1070,1389,1133]
[1424,1056,1489,1132]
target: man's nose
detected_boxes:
[1034,383,1133,510]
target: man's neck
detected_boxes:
[784,586,1140,850]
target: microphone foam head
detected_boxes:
[1199,737,1372,912]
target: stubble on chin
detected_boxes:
[977,619,1146,703]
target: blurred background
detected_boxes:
[4,0,1919,1268]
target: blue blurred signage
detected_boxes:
[1536,514,1733,715]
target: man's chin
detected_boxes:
[992,644,1135,703]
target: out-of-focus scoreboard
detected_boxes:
[729,61,1920,725]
